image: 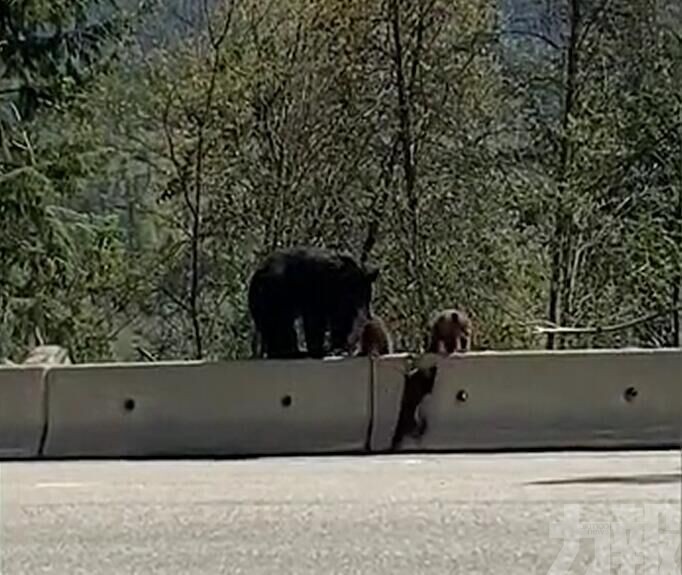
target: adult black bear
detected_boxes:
[248,247,379,359]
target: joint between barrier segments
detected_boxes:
[37,366,52,458]
[364,357,377,453]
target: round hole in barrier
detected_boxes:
[281,395,293,408]
[455,390,468,403]
[624,387,638,403]
[123,398,136,412]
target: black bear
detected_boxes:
[391,362,437,449]
[248,247,379,359]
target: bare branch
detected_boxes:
[360,135,401,266]
[202,0,215,47]
[532,305,682,336]
[135,346,157,362]
[184,1,235,359]
[576,0,614,52]
[214,0,236,49]
[158,285,191,313]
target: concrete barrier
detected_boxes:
[42,358,371,458]
[0,366,47,459]
[368,354,412,452]
[378,349,682,452]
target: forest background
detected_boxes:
[1,0,680,362]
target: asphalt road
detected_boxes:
[1,452,680,575]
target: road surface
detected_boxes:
[1,451,680,574]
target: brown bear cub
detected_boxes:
[426,308,472,354]
[353,315,393,357]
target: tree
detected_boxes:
[0,0,150,361]
[505,0,682,349]
[11,0,677,360]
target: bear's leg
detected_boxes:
[329,310,361,356]
[458,334,470,352]
[302,312,326,359]
[261,314,300,359]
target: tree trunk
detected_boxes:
[546,0,581,350]
[672,184,682,347]
[389,0,428,335]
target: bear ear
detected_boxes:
[365,265,379,283]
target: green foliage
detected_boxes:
[2,0,680,359]
[0,0,150,121]
[0,0,149,361]
[0,171,129,360]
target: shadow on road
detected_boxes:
[528,472,681,486]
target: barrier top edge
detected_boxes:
[22,347,681,371]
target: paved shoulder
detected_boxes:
[2,452,680,574]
